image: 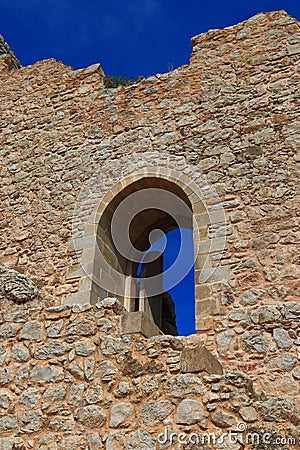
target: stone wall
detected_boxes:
[0,298,299,449]
[0,35,21,70]
[0,10,299,448]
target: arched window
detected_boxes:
[66,164,228,336]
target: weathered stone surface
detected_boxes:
[68,383,85,406]
[75,340,96,356]
[20,321,42,340]
[216,331,235,356]
[110,402,133,427]
[284,302,300,319]
[273,327,293,349]
[49,416,74,432]
[0,265,39,302]
[127,429,156,450]
[0,323,19,340]
[64,320,97,337]
[258,398,300,424]
[239,405,258,422]
[181,345,223,374]
[19,388,40,410]
[11,343,29,362]
[18,410,44,432]
[270,354,297,371]
[0,389,14,409]
[84,383,103,404]
[76,405,106,427]
[211,410,235,428]
[95,361,118,381]
[241,330,267,353]
[42,385,66,409]
[0,368,13,386]
[140,400,173,426]
[35,341,71,359]
[30,365,64,382]
[0,415,17,433]
[175,399,206,424]
[113,381,132,397]
[166,374,205,398]
[239,290,261,306]
[100,336,132,355]
[251,306,281,324]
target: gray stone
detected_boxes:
[271,354,297,371]
[0,323,19,339]
[166,374,205,398]
[211,410,234,428]
[259,398,300,424]
[95,361,118,381]
[18,410,44,432]
[76,405,106,427]
[30,365,64,382]
[11,343,30,362]
[228,309,248,322]
[293,367,300,380]
[68,383,84,405]
[239,290,261,306]
[273,328,292,349]
[75,340,96,356]
[0,265,39,302]
[84,356,95,380]
[0,368,13,386]
[284,302,300,319]
[106,433,125,450]
[181,345,223,374]
[42,385,66,409]
[141,378,158,394]
[175,399,206,424]
[113,381,132,397]
[140,400,173,426]
[15,364,29,386]
[87,433,103,450]
[19,388,40,410]
[239,406,258,422]
[216,331,235,356]
[251,306,281,324]
[0,390,14,409]
[46,320,63,338]
[110,402,133,427]
[20,321,42,340]
[0,415,17,433]
[127,429,156,450]
[35,341,70,359]
[100,336,132,355]
[49,416,74,431]
[241,331,267,353]
[84,383,103,404]
[96,297,126,315]
[64,320,97,336]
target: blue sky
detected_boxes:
[1,1,299,78]
[138,229,195,336]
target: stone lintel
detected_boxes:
[121,311,163,338]
[182,345,223,375]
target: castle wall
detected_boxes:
[0,12,299,447]
[0,298,298,449]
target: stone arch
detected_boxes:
[65,153,229,334]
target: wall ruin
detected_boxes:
[0,9,299,449]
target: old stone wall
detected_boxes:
[0,298,299,449]
[0,10,299,448]
[0,35,21,70]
